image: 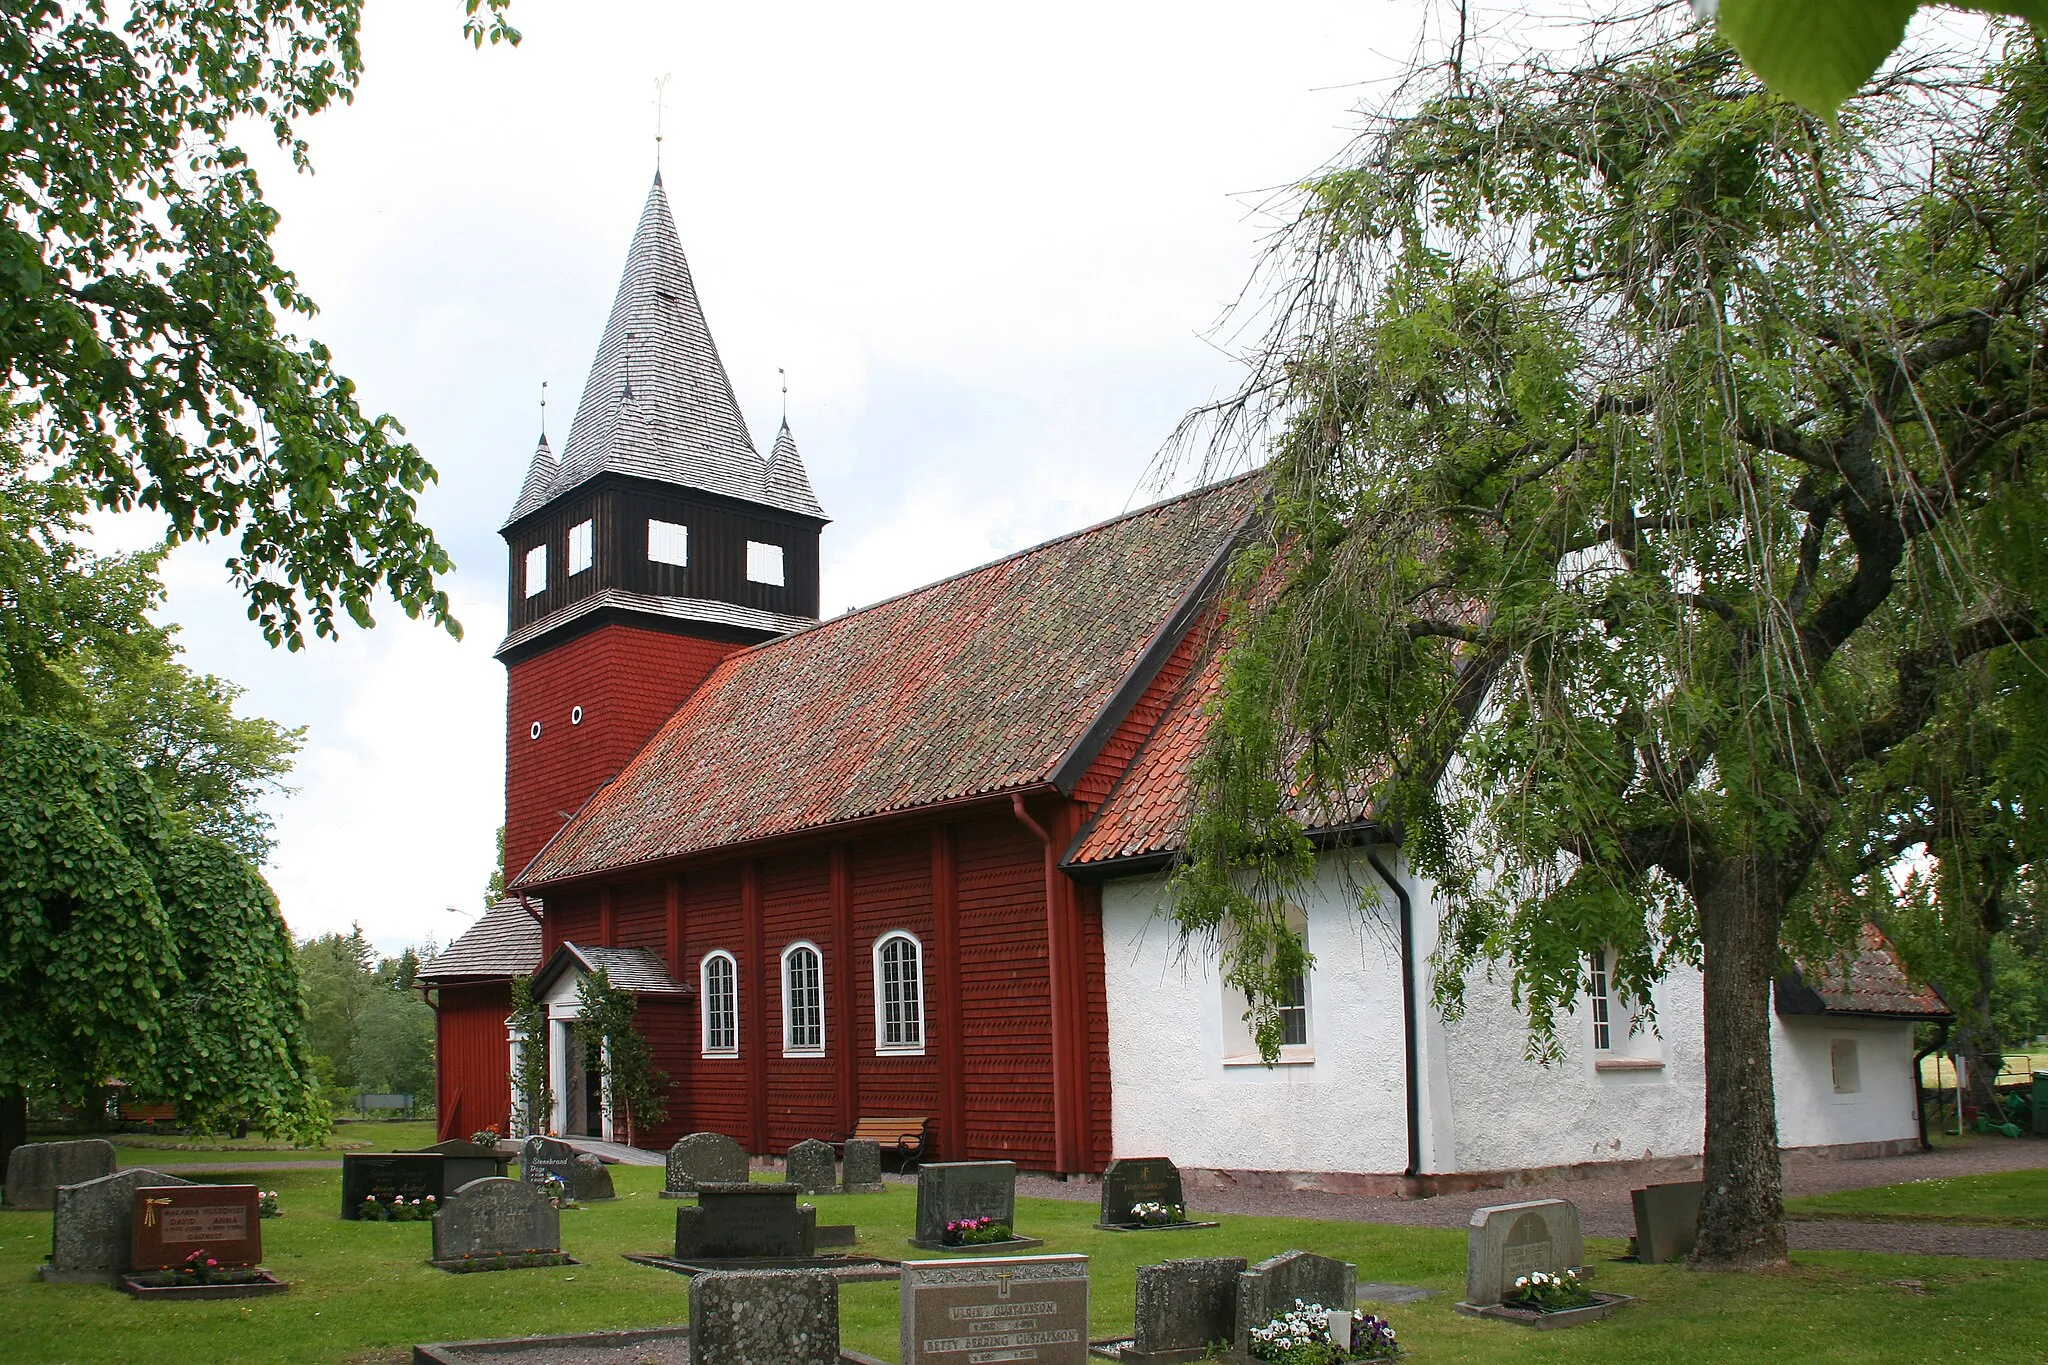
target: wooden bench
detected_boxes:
[117,1102,180,1129]
[830,1116,929,1172]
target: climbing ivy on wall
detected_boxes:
[575,969,668,1147]
[507,974,551,1138]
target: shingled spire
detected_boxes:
[548,174,823,520]
[764,418,825,520]
[502,433,559,528]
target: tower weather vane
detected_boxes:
[653,73,672,167]
[539,379,548,441]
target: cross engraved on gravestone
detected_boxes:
[42,1168,194,1283]
[899,1253,1089,1365]
[1462,1198,1584,1308]
[1501,1212,1553,1281]
[131,1184,263,1270]
[2,1139,117,1211]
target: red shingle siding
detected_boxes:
[434,982,510,1143]
[631,996,696,1150]
[505,624,740,882]
[613,878,667,953]
[761,853,839,1150]
[956,814,1055,1167]
[673,865,750,1140]
[850,833,942,1149]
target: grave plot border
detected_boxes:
[411,1326,893,1365]
[905,1233,1046,1252]
[1088,1337,1253,1363]
[427,1253,579,1274]
[1452,1292,1634,1329]
[622,1251,900,1283]
[117,1269,289,1301]
[1090,1218,1222,1233]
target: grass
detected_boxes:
[1786,1168,2048,1229]
[102,1120,439,1161]
[1,1164,2045,1363]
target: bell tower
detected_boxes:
[498,174,827,884]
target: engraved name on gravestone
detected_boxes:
[690,1267,840,1365]
[519,1136,578,1189]
[1098,1157,1186,1227]
[664,1132,750,1198]
[841,1137,885,1194]
[131,1184,263,1270]
[785,1139,837,1195]
[1130,1257,1246,1359]
[901,1254,1089,1365]
[340,1152,444,1218]
[2,1138,117,1211]
[43,1168,193,1283]
[1463,1199,1584,1308]
[1631,1181,1704,1266]
[1235,1251,1357,1353]
[433,1177,561,1262]
[911,1160,1017,1248]
[675,1182,818,1261]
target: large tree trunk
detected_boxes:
[1690,855,1789,1269]
[1958,943,2005,1116]
[0,1089,25,1180]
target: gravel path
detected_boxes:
[1010,1138,2048,1259]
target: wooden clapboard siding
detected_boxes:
[850,833,941,1149]
[761,852,838,1150]
[613,879,667,952]
[434,982,512,1143]
[676,864,749,1141]
[955,813,1056,1169]
[545,893,602,960]
[631,996,697,1151]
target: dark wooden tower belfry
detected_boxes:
[497,174,828,885]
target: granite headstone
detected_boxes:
[42,1167,193,1283]
[432,1176,561,1261]
[901,1253,1089,1365]
[570,1151,615,1201]
[664,1131,750,1198]
[1631,1181,1703,1266]
[131,1184,263,1270]
[675,1182,818,1261]
[1463,1198,1583,1308]
[2,1139,117,1211]
[689,1267,840,1365]
[405,1138,511,1192]
[1130,1257,1247,1360]
[785,1139,837,1195]
[1098,1157,1187,1227]
[911,1160,1017,1249]
[341,1152,445,1218]
[1235,1251,1358,1352]
[841,1138,885,1194]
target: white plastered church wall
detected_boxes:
[1099,853,1410,1174]
[1771,1016,1920,1150]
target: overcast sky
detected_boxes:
[130,0,1427,954]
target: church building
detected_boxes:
[421,175,1948,1191]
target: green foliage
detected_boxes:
[296,926,375,1091]
[574,968,668,1145]
[350,988,435,1098]
[0,0,517,649]
[294,926,436,1102]
[1713,0,2047,118]
[507,974,550,1138]
[485,825,506,906]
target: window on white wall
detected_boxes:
[567,519,594,576]
[875,932,925,1053]
[1587,952,1614,1051]
[1830,1038,1861,1094]
[701,952,738,1057]
[648,519,689,566]
[1221,907,1314,1064]
[524,543,548,597]
[746,540,785,586]
[782,943,825,1055]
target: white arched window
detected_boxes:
[701,951,738,1057]
[873,932,925,1055]
[782,942,825,1056]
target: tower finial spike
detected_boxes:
[540,379,549,442]
[653,73,672,171]
[778,366,788,426]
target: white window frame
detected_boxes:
[746,540,786,586]
[648,518,689,567]
[524,543,548,597]
[873,931,926,1055]
[700,951,739,1058]
[1221,906,1314,1066]
[1830,1037,1862,1095]
[1588,951,1614,1052]
[781,941,826,1057]
[1587,946,1666,1073]
[566,519,594,576]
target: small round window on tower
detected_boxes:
[529,721,542,741]
[571,705,584,725]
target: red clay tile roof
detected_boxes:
[1777,923,1951,1019]
[514,476,1263,887]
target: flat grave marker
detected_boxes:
[3,1138,117,1211]
[902,1253,1089,1365]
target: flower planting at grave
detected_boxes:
[941,1215,1012,1246]
[121,1248,280,1293]
[1504,1270,1595,1313]
[1129,1200,1184,1226]
[437,1250,575,1273]
[471,1126,501,1146]
[259,1190,282,1219]
[1246,1300,1399,1363]
[356,1194,434,1222]
[539,1173,576,1209]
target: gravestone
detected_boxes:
[1127,1257,1247,1360]
[406,1138,511,1192]
[675,1182,819,1261]
[131,1184,263,1270]
[341,1152,445,1218]
[785,1139,837,1195]
[1098,1157,1186,1228]
[570,1152,616,1201]
[664,1131,750,1198]
[1234,1251,1358,1352]
[2,1138,117,1211]
[901,1253,1089,1365]
[689,1267,840,1365]
[911,1160,1017,1249]
[517,1136,614,1201]
[1463,1198,1583,1308]
[42,1167,192,1283]
[432,1176,561,1262]
[1631,1181,1703,1266]
[841,1138,885,1194]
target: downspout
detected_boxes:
[1364,847,1422,1190]
[1912,1020,1951,1153]
[1012,793,1076,1175]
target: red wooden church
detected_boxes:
[421,175,1256,1174]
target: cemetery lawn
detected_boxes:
[1785,1167,2048,1228]
[0,1164,2042,1363]
[105,1119,438,1158]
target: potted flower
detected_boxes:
[258,1190,282,1219]
[1129,1200,1184,1227]
[941,1215,1013,1246]
[1246,1299,1399,1362]
[470,1126,501,1147]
